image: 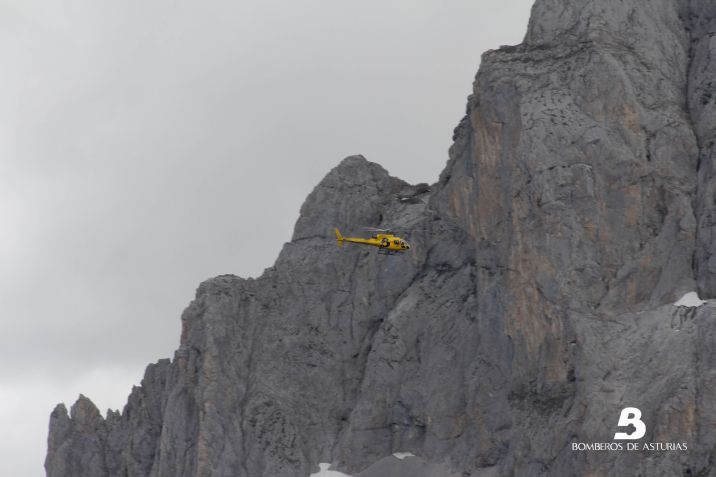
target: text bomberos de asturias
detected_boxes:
[572,442,687,451]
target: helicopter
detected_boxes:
[335,227,411,255]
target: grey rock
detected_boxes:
[354,455,460,477]
[46,1,716,477]
[292,155,407,241]
[46,396,109,476]
[689,1,716,296]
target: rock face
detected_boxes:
[46,1,716,476]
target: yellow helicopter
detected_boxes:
[335,227,411,255]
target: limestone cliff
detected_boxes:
[46,1,716,476]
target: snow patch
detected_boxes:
[309,463,352,477]
[392,452,416,460]
[674,291,706,308]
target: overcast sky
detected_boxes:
[0,1,534,475]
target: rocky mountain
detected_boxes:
[46,1,716,476]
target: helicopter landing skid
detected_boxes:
[378,249,402,256]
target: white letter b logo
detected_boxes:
[613,407,646,440]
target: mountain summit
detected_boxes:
[47,1,716,476]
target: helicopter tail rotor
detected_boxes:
[335,228,344,247]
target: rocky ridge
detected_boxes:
[46,1,716,476]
